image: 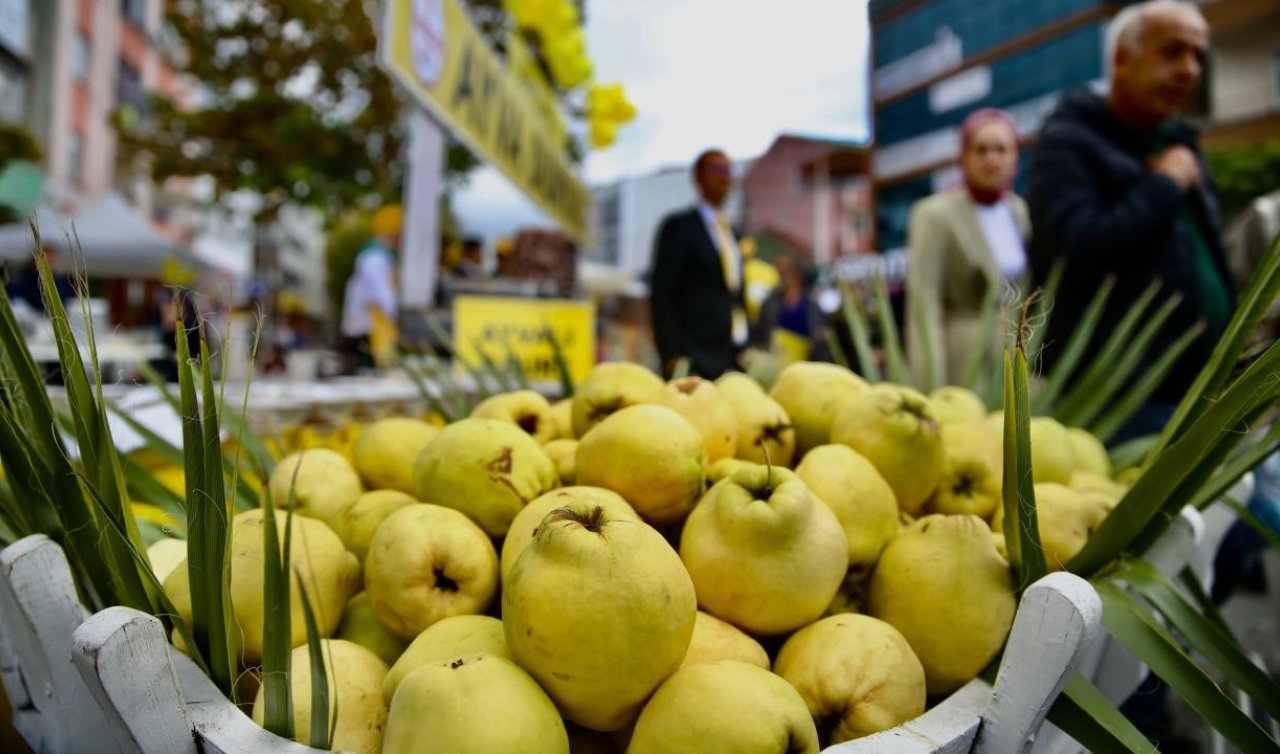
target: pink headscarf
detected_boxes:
[959,108,1018,205]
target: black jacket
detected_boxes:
[649,207,745,379]
[1028,90,1233,403]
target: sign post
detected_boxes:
[399,111,445,309]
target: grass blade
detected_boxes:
[1089,323,1205,443]
[120,457,187,534]
[1067,294,1184,429]
[1123,560,1280,723]
[426,314,492,398]
[870,274,908,385]
[1030,277,1117,415]
[1054,280,1161,424]
[401,352,457,424]
[199,336,237,695]
[1046,672,1157,753]
[297,576,334,750]
[1148,231,1280,462]
[839,281,880,382]
[1097,582,1280,753]
[1002,345,1047,588]
[1178,566,1236,641]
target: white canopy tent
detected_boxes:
[0,193,180,278]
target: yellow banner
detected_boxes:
[380,0,591,244]
[453,296,595,385]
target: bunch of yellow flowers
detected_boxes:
[503,0,591,89]
[585,82,637,148]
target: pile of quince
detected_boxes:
[149,360,1127,753]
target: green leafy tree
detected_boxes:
[1207,139,1280,223]
[119,0,480,220]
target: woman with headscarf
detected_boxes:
[906,108,1029,389]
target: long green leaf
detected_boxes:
[178,317,234,692]
[1023,259,1064,364]
[106,402,259,512]
[671,357,691,380]
[870,274,908,385]
[503,336,531,391]
[543,320,576,398]
[1189,424,1280,512]
[1149,230,1280,462]
[199,336,237,697]
[1031,277,1117,414]
[825,328,850,370]
[1221,497,1280,551]
[1097,583,1280,753]
[959,282,1001,393]
[1071,338,1280,576]
[120,458,187,534]
[1109,434,1158,474]
[839,281,880,382]
[470,336,513,393]
[1090,323,1205,443]
[1123,561,1280,723]
[1067,294,1183,429]
[0,468,33,541]
[1178,566,1237,641]
[38,250,152,612]
[401,353,457,424]
[1047,672,1157,753]
[426,314,492,398]
[1054,279,1160,425]
[297,576,334,750]
[908,283,936,392]
[1002,348,1047,587]
[260,498,294,739]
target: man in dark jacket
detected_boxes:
[649,149,747,379]
[1029,0,1230,435]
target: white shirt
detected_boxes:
[340,243,397,337]
[975,201,1026,282]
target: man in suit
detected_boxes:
[649,149,747,379]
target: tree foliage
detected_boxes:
[119,0,479,220]
[1207,139,1280,223]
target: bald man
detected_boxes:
[1028,0,1232,440]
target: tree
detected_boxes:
[119,0,479,221]
[1207,139,1280,224]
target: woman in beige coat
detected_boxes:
[907,108,1030,389]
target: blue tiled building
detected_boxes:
[869,0,1117,249]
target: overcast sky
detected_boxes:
[451,0,872,243]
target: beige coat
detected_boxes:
[906,189,1030,389]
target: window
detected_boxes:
[72,34,89,81]
[121,0,147,28]
[117,59,147,116]
[68,131,84,184]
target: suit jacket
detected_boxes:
[906,188,1030,388]
[649,207,745,379]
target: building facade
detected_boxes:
[741,134,875,265]
[870,0,1116,250]
[871,0,1280,249]
[587,163,746,281]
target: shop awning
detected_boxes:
[0,192,180,278]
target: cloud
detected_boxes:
[450,0,871,244]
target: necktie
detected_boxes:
[712,213,748,345]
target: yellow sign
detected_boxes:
[453,296,595,385]
[380,0,591,244]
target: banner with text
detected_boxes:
[453,295,595,386]
[380,0,591,244]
